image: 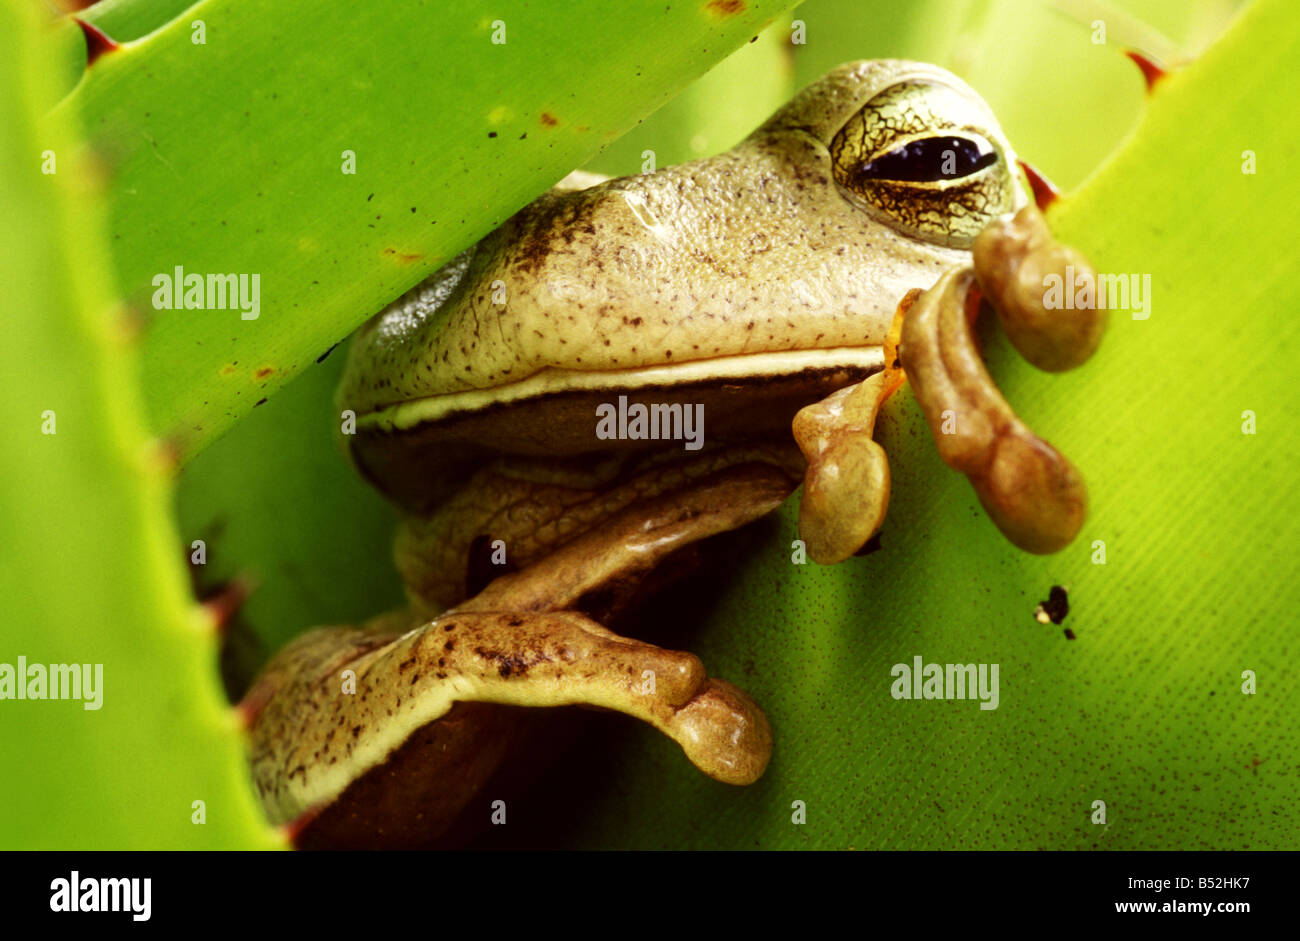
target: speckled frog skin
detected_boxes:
[245,60,1102,848]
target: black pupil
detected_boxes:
[853,135,996,183]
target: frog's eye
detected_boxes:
[830,80,1017,248]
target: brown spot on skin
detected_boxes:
[74,18,119,66]
[540,112,558,127]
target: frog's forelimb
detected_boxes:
[792,372,892,565]
[900,205,1103,553]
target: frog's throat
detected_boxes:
[355,346,885,435]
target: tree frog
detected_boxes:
[244,59,1105,848]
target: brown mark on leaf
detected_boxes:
[383,248,425,264]
[143,437,182,476]
[109,304,146,345]
[540,112,558,128]
[705,0,747,16]
[1034,585,1070,625]
[253,366,275,380]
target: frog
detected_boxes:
[243,59,1106,848]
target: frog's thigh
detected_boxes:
[793,372,892,565]
[247,607,772,833]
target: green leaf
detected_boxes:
[550,0,1300,849]
[63,0,800,463]
[0,0,278,849]
[174,0,1295,851]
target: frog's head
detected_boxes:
[756,59,1025,249]
[338,60,1029,512]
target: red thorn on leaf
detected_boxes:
[201,577,253,635]
[235,675,275,730]
[1018,159,1061,212]
[282,803,325,848]
[74,18,120,66]
[1124,49,1168,93]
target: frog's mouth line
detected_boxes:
[360,346,888,434]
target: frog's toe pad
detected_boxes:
[669,678,772,785]
[793,373,892,564]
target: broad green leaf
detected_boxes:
[174,0,1294,850]
[63,0,799,463]
[544,0,1300,850]
[0,0,278,849]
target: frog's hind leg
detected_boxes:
[245,462,795,847]
[246,607,771,847]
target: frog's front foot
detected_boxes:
[901,205,1106,553]
[792,371,892,564]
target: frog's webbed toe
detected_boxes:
[899,206,1103,553]
[246,607,771,845]
[792,372,892,564]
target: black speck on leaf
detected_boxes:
[1035,585,1070,625]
